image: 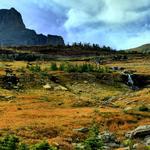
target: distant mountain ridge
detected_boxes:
[127,44,150,53]
[0,8,64,46]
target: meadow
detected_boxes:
[0,54,149,150]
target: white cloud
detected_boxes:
[52,0,150,28]
[0,0,150,49]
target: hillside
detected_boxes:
[0,55,149,149]
[127,44,150,53]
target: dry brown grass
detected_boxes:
[0,58,149,149]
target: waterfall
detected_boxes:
[127,74,134,86]
[127,74,139,90]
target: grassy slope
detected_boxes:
[127,43,150,53]
[0,57,149,149]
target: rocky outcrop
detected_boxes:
[126,125,150,139]
[0,8,64,46]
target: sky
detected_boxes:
[0,0,150,49]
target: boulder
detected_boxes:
[43,83,52,90]
[99,131,117,143]
[99,131,120,149]
[145,136,150,146]
[126,125,150,139]
[73,127,89,133]
[54,85,68,91]
[0,8,64,46]
[124,107,133,112]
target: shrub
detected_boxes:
[65,64,78,73]
[31,141,56,150]
[0,135,56,150]
[27,64,41,73]
[50,63,58,71]
[76,124,103,150]
[0,135,19,150]
[18,143,29,150]
[16,67,26,73]
[122,139,134,150]
[83,124,103,150]
[139,105,149,112]
[59,63,66,71]
[55,63,111,73]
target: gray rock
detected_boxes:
[73,127,89,133]
[102,146,111,150]
[124,107,133,112]
[100,131,117,143]
[127,125,150,139]
[0,8,64,46]
[43,83,52,90]
[106,143,120,148]
[145,136,150,146]
[54,85,68,91]
[0,95,16,101]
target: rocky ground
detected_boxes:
[0,56,149,150]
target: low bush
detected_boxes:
[0,135,57,150]
[51,63,111,73]
[76,124,103,150]
[27,64,41,73]
[50,63,58,71]
[139,105,149,112]
[31,141,56,150]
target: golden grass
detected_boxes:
[0,58,149,149]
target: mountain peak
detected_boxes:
[10,7,17,11]
[0,7,25,30]
[0,8,64,46]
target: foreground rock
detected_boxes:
[100,131,120,149]
[73,127,89,133]
[43,83,52,90]
[0,8,64,46]
[126,125,150,139]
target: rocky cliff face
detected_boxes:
[0,8,64,46]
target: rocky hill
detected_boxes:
[0,8,64,46]
[127,44,150,53]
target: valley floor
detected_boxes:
[0,56,149,149]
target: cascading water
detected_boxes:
[127,74,134,86]
[127,74,139,90]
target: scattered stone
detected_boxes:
[99,131,120,149]
[43,83,52,90]
[83,81,88,84]
[124,107,133,112]
[54,85,68,91]
[126,125,150,139]
[100,131,117,143]
[73,127,89,133]
[145,136,150,146]
[0,95,16,101]
[102,146,111,150]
